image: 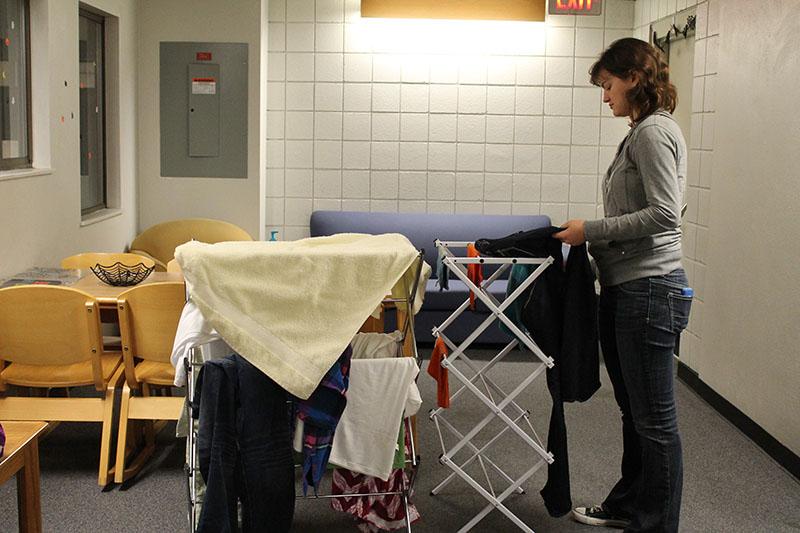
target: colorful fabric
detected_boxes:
[330,435,420,532]
[294,345,353,495]
[427,337,450,408]
[466,243,483,311]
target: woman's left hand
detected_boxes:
[553,219,586,246]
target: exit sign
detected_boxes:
[548,0,602,15]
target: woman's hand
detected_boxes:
[553,219,586,246]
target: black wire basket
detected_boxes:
[90,262,155,287]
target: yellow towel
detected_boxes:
[175,233,429,399]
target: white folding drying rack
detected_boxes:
[429,240,555,533]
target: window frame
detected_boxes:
[78,6,107,216]
[0,0,33,171]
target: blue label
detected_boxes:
[681,287,694,297]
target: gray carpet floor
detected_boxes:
[2,351,799,532]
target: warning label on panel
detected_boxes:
[192,77,217,95]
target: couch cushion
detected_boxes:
[310,211,551,279]
[423,278,509,311]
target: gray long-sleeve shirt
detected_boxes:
[583,110,687,286]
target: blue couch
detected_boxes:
[310,210,552,345]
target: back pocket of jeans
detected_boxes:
[667,292,692,333]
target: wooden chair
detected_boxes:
[114,281,186,483]
[60,252,156,270]
[166,258,182,273]
[60,253,155,352]
[129,218,253,271]
[0,286,124,486]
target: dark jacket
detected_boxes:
[476,226,600,517]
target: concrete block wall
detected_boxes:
[265,0,637,240]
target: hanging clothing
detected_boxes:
[330,434,421,532]
[466,243,483,311]
[475,226,600,517]
[194,353,295,533]
[327,356,421,480]
[170,298,231,387]
[427,337,451,408]
[293,345,353,495]
[435,246,450,291]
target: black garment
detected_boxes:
[194,354,295,533]
[476,226,600,517]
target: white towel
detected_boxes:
[175,234,430,399]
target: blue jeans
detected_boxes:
[599,269,692,533]
[196,354,295,533]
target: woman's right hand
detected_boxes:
[553,219,586,246]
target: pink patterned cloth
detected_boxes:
[330,466,420,532]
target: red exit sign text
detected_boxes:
[548,0,602,15]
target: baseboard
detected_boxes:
[677,361,800,480]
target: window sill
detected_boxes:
[0,167,54,182]
[80,208,123,227]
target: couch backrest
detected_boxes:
[310,211,551,278]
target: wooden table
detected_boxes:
[0,421,48,533]
[71,271,184,307]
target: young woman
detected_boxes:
[554,38,692,533]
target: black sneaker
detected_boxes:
[572,506,630,528]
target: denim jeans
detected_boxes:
[196,354,295,533]
[599,269,692,533]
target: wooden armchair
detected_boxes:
[129,218,253,271]
[114,281,186,483]
[0,286,124,486]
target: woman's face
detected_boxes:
[597,69,638,119]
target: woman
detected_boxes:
[554,38,692,533]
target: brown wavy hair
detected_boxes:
[589,38,677,121]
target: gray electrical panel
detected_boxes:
[160,42,248,178]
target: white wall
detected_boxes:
[265,0,637,240]
[0,0,138,279]
[701,0,800,455]
[636,0,799,456]
[136,0,267,240]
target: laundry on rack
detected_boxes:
[329,356,420,480]
[293,345,352,495]
[350,330,403,360]
[466,243,483,311]
[175,233,429,400]
[435,245,450,291]
[170,298,231,387]
[427,337,451,408]
[330,437,421,532]
[194,353,294,533]
[476,226,600,517]
[292,332,421,481]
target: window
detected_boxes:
[79,8,105,214]
[0,0,32,170]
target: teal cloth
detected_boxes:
[500,264,535,338]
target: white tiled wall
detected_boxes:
[266,0,636,240]
[634,0,718,369]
